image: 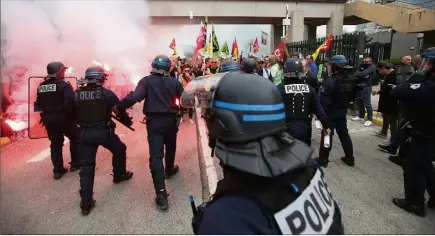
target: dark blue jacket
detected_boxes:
[118,74,183,114]
[353,63,376,87]
[320,76,348,119]
[37,80,74,126]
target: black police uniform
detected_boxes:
[389,47,435,217]
[315,55,355,167]
[118,55,183,210]
[75,66,133,216]
[186,72,344,234]
[277,59,328,145]
[36,62,79,179]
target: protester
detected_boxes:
[305,55,318,75]
[351,56,376,127]
[373,61,398,143]
[269,55,283,85]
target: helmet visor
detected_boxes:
[180,72,227,108]
[418,58,433,74]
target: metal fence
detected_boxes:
[286,32,392,67]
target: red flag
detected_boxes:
[253,37,259,53]
[261,31,268,45]
[194,22,206,53]
[231,38,239,59]
[193,21,207,66]
[169,38,176,50]
[320,33,333,52]
[274,42,284,62]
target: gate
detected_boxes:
[287,32,392,67]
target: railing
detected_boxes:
[287,33,392,67]
[346,0,432,12]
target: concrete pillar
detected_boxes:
[288,10,304,43]
[326,11,344,36]
[304,25,317,41]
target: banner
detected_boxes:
[231,38,239,60]
[212,24,220,58]
[312,33,333,61]
[253,37,259,53]
[261,31,268,45]
[221,41,229,56]
[169,38,177,56]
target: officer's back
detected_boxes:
[320,57,354,118]
[75,84,119,126]
[189,72,344,234]
[139,73,181,115]
[37,65,75,126]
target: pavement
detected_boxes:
[203,111,435,234]
[0,105,201,234]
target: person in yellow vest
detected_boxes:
[179,67,194,124]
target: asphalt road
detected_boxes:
[211,116,435,234]
[0,106,201,234]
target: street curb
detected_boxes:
[1,137,11,146]
[194,108,218,199]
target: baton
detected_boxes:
[110,114,135,131]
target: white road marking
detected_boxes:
[27,139,70,163]
[349,128,376,133]
[195,108,218,196]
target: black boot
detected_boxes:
[113,171,133,183]
[312,158,329,168]
[388,155,403,167]
[392,198,426,217]
[155,189,169,211]
[165,165,179,179]
[378,144,397,155]
[53,167,68,180]
[341,156,355,167]
[69,162,81,172]
[428,198,435,209]
[80,199,96,216]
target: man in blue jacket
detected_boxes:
[351,56,376,127]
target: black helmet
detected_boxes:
[419,47,435,75]
[283,58,303,79]
[328,55,348,75]
[240,58,256,74]
[46,61,66,79]
[180,72,312,177]
[221,59,240,72]
[79,66,107,85]
[151,55,171,76]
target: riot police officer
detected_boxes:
[117,55,183,211]
[277,58,330,145]
[36,62,79,179]
[313,55,355,167]
[75,66,133,216]
[185,72,344,234]
[390,47,435,217]
[220,59,240,72]
[240,58,256,74]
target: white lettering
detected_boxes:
[274,170,335,235]
[38,84,57,93]
[285,84,310,94]
[79,91,96,100]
